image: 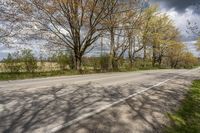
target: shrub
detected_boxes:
[21,49,38,73]
[181,52,199,69]
[3,52,22,73]
[100,54,110,72]
[50,51,70,70]
[83,57,100,71]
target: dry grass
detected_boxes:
[0,62,60,72]
[36,62,60,72]
[0,63,4,72]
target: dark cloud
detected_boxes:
[150,0,200,13]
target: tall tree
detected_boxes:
[13,0,118,71]
[140,6,157,60]
[146,13,179,67]
[125,6,144,68]
[102,0,142,70]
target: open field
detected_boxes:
[0,62,72,81]
[0,62,60,73]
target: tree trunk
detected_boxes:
[109,28,115,70]
[112,59,118,71]
[77,57,82,72]
[74,50,82,72]
[129,58,133,68]
[152,45,156,67]
[75,57,82,72]
[143,33,147,61]
[174,60,179,68]
[143,43,147,60]
[170,58,174,68]
[158,56,162,67]
[128,38,133,68]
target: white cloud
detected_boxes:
[158,6,200,41]
[157,7,200,56]
[0,49,14,53]
[184,41,200,57]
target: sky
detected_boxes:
[150,0,200,56]
[0,0,200,60]
[150,0,200,39]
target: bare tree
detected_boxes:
[12,0,119,71]
[0,1,22,46]
[140,6,157,60]
[102,0,142,70]
[125,9,143,67]
[110,29,128,70]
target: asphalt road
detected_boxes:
[0,68,200,133]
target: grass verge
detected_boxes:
[0,66,162,81]
[165,80,200,133]
[0,71,80,81]
[0,66,194,81]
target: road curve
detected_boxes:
[0,68,200,133]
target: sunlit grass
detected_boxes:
[166,80,200,133]
[0,71,80,81]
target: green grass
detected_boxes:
[0,70,80,81]
[0,69,147,81]
[165,80,200,133]
[0,65,195,81]
[0,65,162,81]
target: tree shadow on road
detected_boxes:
[59,74,200,133]
[0,82,133,133]
[0,73,199,133]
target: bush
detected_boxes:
[92,57,100,71]
[21,49,38,73]
[133,59,155,70]
[3,52,22,73]
[50,51,70,70]
[83,57,100,71]
[100,54,110,72]
[181,52,199,69]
